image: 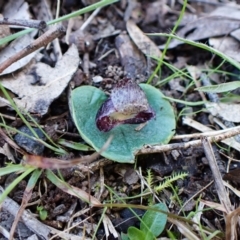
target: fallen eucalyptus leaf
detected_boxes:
[160,16,240,49]
[127,20,162,59]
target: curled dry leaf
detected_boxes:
[126,20,162,59]
[96,78,155,132]
[115,33,147,80]
[0,31,37,75]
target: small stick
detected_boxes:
[0,18,47,30]
[137,126,240,155]
[0,25,65,74]
[202,137,232,213]
[173,126,240,140]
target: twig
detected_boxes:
[0,186,50,239]
[0,18,47,30]
[9,172,41,240]
[0,128,24,154]
[173,126,240,140]
[201,137,232,213]
[137,126,240,155]
[182,116,240,152]
[0,186,80,240]
[0,25,65,74]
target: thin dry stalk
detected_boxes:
[202,137,232,213]
[9,181,36,240]
[24,135,113,168]
[182,116,240,152]
[0,128,24,154]
[0,186,50,239]
[173,126,240,140]
[168,218,200,240]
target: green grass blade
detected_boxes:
[196,81,240,93]
[149,33,240,71]
[0,0,119,46]
[48,0,119,25]
[147,0,188,84]
[0,167,35,203]
[0,164,30,177]
[0,28,33,46]
[163,96,206,106]
[26,169,42,188]
[58,139,94,151]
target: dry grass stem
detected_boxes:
[202,137,232,213]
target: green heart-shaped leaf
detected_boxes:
[70,84,175,163]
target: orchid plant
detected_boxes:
[70,79,175,163]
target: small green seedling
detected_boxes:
[37,206,48,221]
[121,203,168,240]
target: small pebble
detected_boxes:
[14,126,46,155]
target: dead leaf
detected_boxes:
[93,18,120,40]
[210,4,240,20]
[32,0,52,22]
[3,0,31,24]
[142,0,171,25]
[1,44,80,115]
[0,31,38,75]
[123,168,139,185]
[161,16,240,49]
[230,29,240,42]
[200,199,228,213]
[127,20,162,59]
[209,37,240,62]
[206,102,240,122]
[0,143,15,162]
[115,33,147,80]
[225,206,240,240]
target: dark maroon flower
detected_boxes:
[96,78,155,132]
